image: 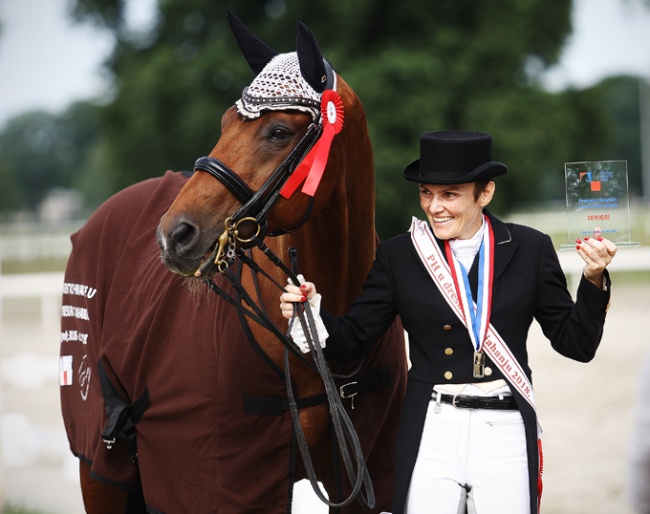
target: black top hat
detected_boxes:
[403,130,507,184]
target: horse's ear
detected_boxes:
[296,21,332,93]
[227,11,278,75]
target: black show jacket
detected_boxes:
[321,210,611,514]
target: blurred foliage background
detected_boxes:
[0,0,647,239]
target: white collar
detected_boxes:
[448,217,485,269]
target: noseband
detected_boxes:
[192,122,322,275]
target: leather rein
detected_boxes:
[192,114,376,509]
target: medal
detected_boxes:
[473,350,485,379]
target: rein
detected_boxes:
[193,115,375,507]
[203,243,374,509]
[284,255,374,510]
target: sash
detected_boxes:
[444,218,493,366]
[409,217,536,411]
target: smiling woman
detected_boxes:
[418,182,493,240]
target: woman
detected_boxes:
[280,130,617,513]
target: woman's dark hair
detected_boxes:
[473,180,491,200]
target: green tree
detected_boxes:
[0,101,101,214]
[591,75,645,197]
[66,0,636,237]
[0,155,25,214]
[67,0,281,193]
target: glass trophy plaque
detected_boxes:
[562,160,639,249]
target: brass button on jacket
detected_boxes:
[443,324,452,331]
[443,371,453,380]
[444,347,453,356]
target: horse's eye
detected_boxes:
[267,126,294,143]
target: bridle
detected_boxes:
[191,56,339,277]
[191,116,321,277]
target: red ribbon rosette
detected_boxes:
[280,89,345,199]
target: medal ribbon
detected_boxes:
[443,215,494,354]
[280,89,344,199]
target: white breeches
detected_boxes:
[405,400,529,514]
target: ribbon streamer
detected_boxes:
[280,90,344,198]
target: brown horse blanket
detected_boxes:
[60,170,404,513]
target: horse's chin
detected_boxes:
[182,275,215,303]
[158,251,211,279]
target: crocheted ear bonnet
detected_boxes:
[236,52,337,122]
[226,12,344,200]
[227,11,336,122]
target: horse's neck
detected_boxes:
[290,104,376,312]
[265,81,377,313]
[275,195,376,315]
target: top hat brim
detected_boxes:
[403,159,507,184]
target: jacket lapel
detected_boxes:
[485,209,517,283]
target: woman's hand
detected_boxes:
[279,276,327,354]
[280,277,318,319]
[576,237,617,289]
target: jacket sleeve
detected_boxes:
[321,242,399,363]
[534,234,611,362]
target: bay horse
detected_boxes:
[60,12,407,514]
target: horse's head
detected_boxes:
[157,13,366,279]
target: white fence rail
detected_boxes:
[0,233,72,261]
[0,224,77,261]
[0,272,64,328]
[1,246,649,324]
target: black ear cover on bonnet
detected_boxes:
[296,21,334,93]
[227,10,278,75]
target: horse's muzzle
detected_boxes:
[156,215,215,277]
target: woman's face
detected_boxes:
[419,181,495,240]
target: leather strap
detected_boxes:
[194,156,254,205]
[338,367,391,399]
[244,392,328,416]
[435,391,518,410]
[98,358,151,459]
[244,366,392,416]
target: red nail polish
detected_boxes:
[576,245,580,250]
[598,237,603,242]
[300,285,307,291]
[584,237,590,241]
[575,238,581,244]
[300,296,307,302]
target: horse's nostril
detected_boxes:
[168,221,200,256]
